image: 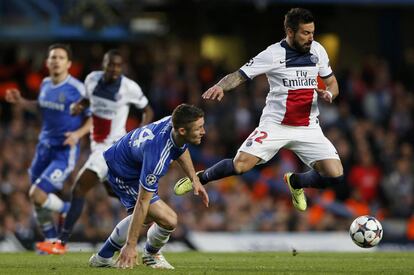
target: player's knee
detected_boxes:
[233,153,259,174]
[329,163,343,178]
[166,211,178,230]
[232,160,249,174]
[160,211,177,231]
[28,186,45,206]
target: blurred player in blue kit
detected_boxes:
[5,44,92,251]
[37,49,154,255]
[88,104,209,269]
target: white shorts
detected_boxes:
[238,123,340,168]
[79,143,111,181]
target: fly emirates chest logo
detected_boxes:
[282,70,317,88]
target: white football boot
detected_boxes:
[142,249,174,270]
[89,254,117,268]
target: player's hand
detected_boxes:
[116,244,138,269]
[63,131,80,147]
[5,88,22,104]
[315,88,333,103]
[69,102,84,115]
[193,178,209,207]
[202,85,224,101]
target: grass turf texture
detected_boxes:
[0,252,413,274]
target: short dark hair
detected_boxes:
[104,49,122,60]
[284,8,314,33]
[172,104,204,130]
[48,43,72,60]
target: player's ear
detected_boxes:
[67,60,72,69]
[177,127,186,136]
[286,27,294,38]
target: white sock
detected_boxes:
[109,215,133,246]
[41,193,64,212]
[145,223,175,253]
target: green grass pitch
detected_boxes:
[0,251,413,274]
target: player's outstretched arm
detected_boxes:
[63,117,92,147]
[116,186,153,269]
[176,149,209,207]
[5,88,38,110]
[202,71,247,101]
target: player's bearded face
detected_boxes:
[184,118,205,145]
[46,49,71,76]
[293,23,314,53]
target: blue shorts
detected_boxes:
[107,171,159,213]
[29,142,79,193]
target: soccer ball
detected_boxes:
[349,215,383,248]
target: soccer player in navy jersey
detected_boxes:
[87,104,208,269]
[37,50,154,255]
[5,44,92,251]
[175,8,344,212]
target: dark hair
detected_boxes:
[104,49,122,60]
[48,43,72,60]
[284,8,314,33]
[172,104,204,130]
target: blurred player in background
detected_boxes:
[5,44,92,252]
[175,8,344,211]
[37,49,154,254]
[88,104,209,269]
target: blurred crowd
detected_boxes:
[0,41,413,250]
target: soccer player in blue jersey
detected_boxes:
[88,104,209,269]
[37,50,154,255]
[5,44,92,253]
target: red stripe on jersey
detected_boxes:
[281,88,314,126]
[92,114,111,142]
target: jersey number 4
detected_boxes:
[133,128,155,147]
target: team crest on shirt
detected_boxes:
[146,174,157,186]
[115,93,122,101]
[310,54,319,64]
[245,58,254,66]
[58,92,66,103]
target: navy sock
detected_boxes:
[200,159,239,185]
[98,238,122,258]
[60,197,85,243]
[291,170,344,189]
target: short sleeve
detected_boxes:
[126,80,149,109]
[239,47,275,80]
[139,153,159,193]
[83,73,94,99]
[318,45,333,79]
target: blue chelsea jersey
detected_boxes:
[104,116,187,193]
[38,75,90,146]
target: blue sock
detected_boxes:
[42,222,57,240]
[145,243,159,254]
[60,197,84,243]
[98,238,122,258]
[61,202,71,215]
[292,170,344,189]
[200,158,239,184]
